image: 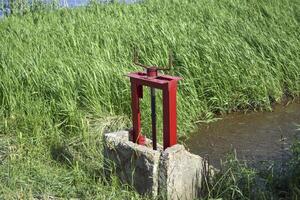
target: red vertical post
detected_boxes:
[162,80,178,150]
[130,80,144,144]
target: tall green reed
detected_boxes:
[1,0,299,137]
[0,0,299,197]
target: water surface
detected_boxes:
[185,102,300,169]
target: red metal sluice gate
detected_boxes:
[127,50,182,150]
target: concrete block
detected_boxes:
[103,131,211,200]
[159,144,204,200]
[103,131,161,197]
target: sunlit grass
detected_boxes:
[0,0,299,198]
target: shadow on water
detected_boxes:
[185,101,300,169]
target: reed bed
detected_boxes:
[0,0,299,198]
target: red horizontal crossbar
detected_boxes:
[127,72,182,89]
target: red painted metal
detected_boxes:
[127,72,182,150]
[146,67,158,78]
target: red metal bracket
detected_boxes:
[127,72,182,150]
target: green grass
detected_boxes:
[0,0,300,198]
[203,141,300,200]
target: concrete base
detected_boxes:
[103,131,160,196]
[159,145,203,200]
[103,131,211,200]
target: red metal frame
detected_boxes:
[127,72,182,150]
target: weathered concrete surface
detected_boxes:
[159,144,204,200]
[103,131,161,197]
[103,131,211,200]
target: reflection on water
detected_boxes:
[185,102,300,169]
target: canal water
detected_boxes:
[185,102,300,169]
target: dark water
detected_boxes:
[185,103,300,169]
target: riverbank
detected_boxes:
[0,0,299,198]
